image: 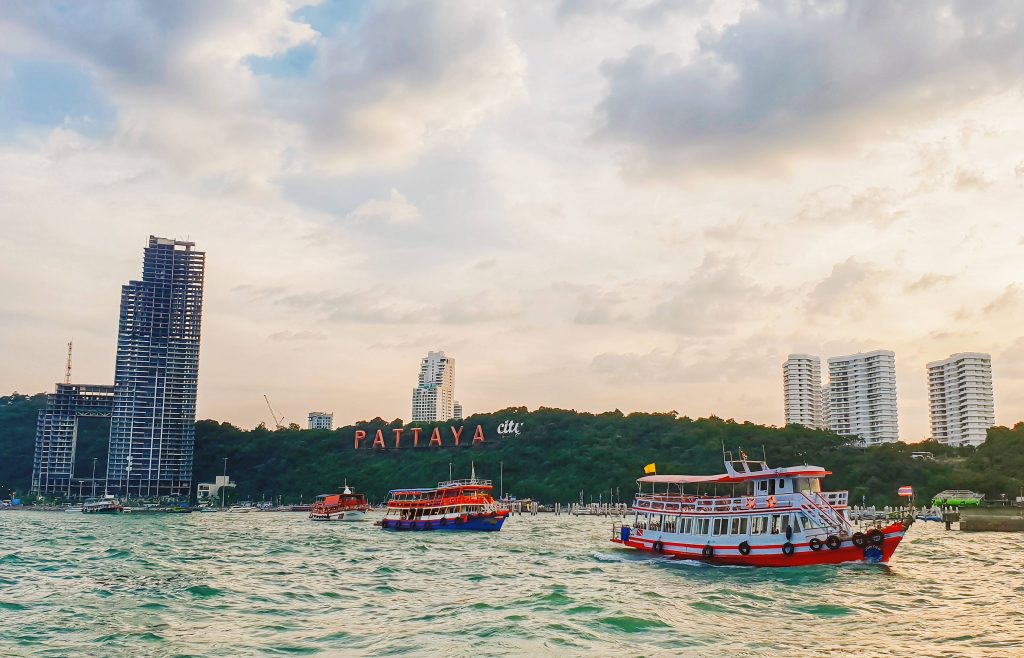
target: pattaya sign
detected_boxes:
[354,424,487,449]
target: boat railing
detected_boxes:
[437,479,492,488]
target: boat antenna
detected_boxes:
[471,461,476,482]
[762,445,767,462]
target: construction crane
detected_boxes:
[263,395,285,430]
[64,340,73,384]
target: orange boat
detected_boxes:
[309,484,368,521]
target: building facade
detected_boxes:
[927,352,994,447]
[453,401,463,421]
[308,411,334,430]
[107,237,205,499]
[30,384,115,497]
[782,354,823,429]
[826,350,899,446]
[411,351,456,422]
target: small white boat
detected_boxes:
[65,506,84,513]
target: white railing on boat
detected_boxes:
[634,491,849,514]
[436,478,492,488]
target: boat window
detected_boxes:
[757,480,767,493]
[779,514,791,534]
[791,515,801,533]
[750,516,767,534]
[800,513,816,529]
[731,517,748,535]
[778,478,786,491]
[696,518,710,535]
[674,516,684,533]
[770,514,781,534]
[767,480,775,495]
[712,518,728,536]
[681,517,692,534]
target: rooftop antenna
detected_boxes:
[762,445,768,462]
[64,340,73,384]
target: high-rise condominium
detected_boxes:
[927,353,994,447]
[826,350,898,446]
[782,354,823,429]
[107,236,205,499]
[308,411,334,431]
[411,351,456,422]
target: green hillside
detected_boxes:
[4,393,1023,505]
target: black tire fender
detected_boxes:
[808,537,823,551]
[825,535,842,550]
[782,542,795,556]
[702,544,714,560]
[867,528,884,545]
[852,532,867,548]
[738,541,751,556]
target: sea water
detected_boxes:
[1,511,1022,656]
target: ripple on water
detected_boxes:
[1,513,1022,656]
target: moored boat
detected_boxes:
[309,485,369,521]
[612,451,912,567]
[83,494,123,515]
[380,466,508,532]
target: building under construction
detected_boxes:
[30,236,206,500]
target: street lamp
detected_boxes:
[91,458,97,498]
[222,457,228,508]
[500,461,504,500]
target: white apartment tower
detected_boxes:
[308,411,333,431]
[453,401,463,421]
[826,350,899,446]
[783,354,823,429]
[927,353,994,447]
[411,351,456,422]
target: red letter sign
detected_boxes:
[451,425,464,446]
[372,429,386,449]
[412,427,422,447]
[429,427,442,447]
[354,430,366,449]
[473,424,485,445]
[393,428,404,449]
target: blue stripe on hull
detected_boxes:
[381,516,506,532]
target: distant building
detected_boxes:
[197,475,236,503]
[826,350,899,446]
[308,411,334,430]
[107,236,206,499]
[821,385,831,430]
[927,352,994,447]
[31,384,115,497]
[411,351,456,422]
[453,401,463,421]
[782,354,823,429]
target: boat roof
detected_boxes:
[637,463,830,485]
[388,488,436,494]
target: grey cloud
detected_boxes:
[558,0,712,25]
[268,329,328,342]
[983,284,1024,318]
[795,186,905,228]
[952,168,994,191]
[650,255,779,335]
[806,258,884,314]
[591,339,780,384]
[597,1,1024,175]
[904,273,954,293]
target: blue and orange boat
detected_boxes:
[380,466,508,532]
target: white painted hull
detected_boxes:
[310,509,367,522]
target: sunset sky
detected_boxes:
[2,1,1022,439]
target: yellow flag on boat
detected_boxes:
[643,463,656,474]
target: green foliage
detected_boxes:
[3,392,1023,505]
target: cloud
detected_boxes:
[904,273,954,293]
[596,1,1024,176]
[806,258,885,314]
[982,284,1024,318]
[650,255,779,335]
[952,167,993,191]
[268,329,328,342]
[0,1,526,185]
[345,189,419,225]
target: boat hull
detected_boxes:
[612,522,908,567]
[310,509,367,522]
[381,514,507,532]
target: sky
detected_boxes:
[1,0,1023,439]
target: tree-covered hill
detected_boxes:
[3,393,1022,505]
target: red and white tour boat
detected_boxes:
[380,466,509,532]
[612,452,912,567]
[309,484,369,521]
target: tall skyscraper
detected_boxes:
[453,401,463,421]
[411,351,456,422]
[308,411,334,430]
[107,236,205,499]
[31,384,115,496]
[826,350,898,446]
[782,354,823,429]
[927,352,994,447]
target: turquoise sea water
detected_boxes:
[1,511,1022,657]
